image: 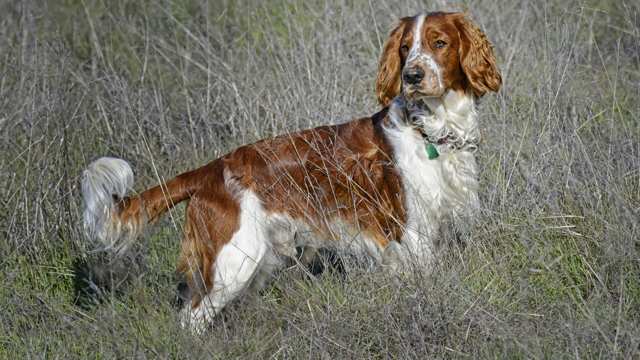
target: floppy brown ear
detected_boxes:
[454,14,502,97]
[375,19,408,107]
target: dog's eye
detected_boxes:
[434,40,446,49]
[401,44,410,53]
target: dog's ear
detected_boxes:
[453,14,502,97]
[376,19,409,107]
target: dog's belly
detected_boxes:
[227,203,382,293]
[264,213,386,264]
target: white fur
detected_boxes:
[82,157,136,253]
[383,91,479,269]
[421,90,480,146]
[409,14,425,57]
[407,14,444,90]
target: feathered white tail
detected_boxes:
[82,157,134,253]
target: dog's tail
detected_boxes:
[82,157,197,255]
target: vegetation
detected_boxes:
[1,0,638,357]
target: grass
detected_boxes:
[1,0,639,358]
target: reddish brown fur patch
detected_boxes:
[452,14,502,96]
[223,109,406,247]
[376,17,413,107]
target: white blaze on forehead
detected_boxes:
[409,14,426,56]
[406,14,443,90]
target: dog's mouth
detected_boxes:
[403,87,444,100]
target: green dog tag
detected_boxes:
[426,143,439,159]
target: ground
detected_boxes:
[1,0,639,358]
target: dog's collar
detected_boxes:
[403,98,479,159]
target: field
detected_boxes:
[1,0,639,358]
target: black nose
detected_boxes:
[403,67,424,85]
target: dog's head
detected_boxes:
[376,12,502,106]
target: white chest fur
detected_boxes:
[383,91,480,266]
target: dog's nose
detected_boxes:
[403,67,424,85]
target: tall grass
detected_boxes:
[1,0,639,357]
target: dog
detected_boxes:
[81,11,501,331]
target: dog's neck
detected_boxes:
[390,90,480,152]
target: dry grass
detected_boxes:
[1,0,639,358]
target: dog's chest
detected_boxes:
[385,125,452,211]
[383,122,479,260]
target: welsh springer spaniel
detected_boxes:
[82,12,501,331]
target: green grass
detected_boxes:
[1,0,639,358]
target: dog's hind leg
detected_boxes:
[179,190,270,333]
